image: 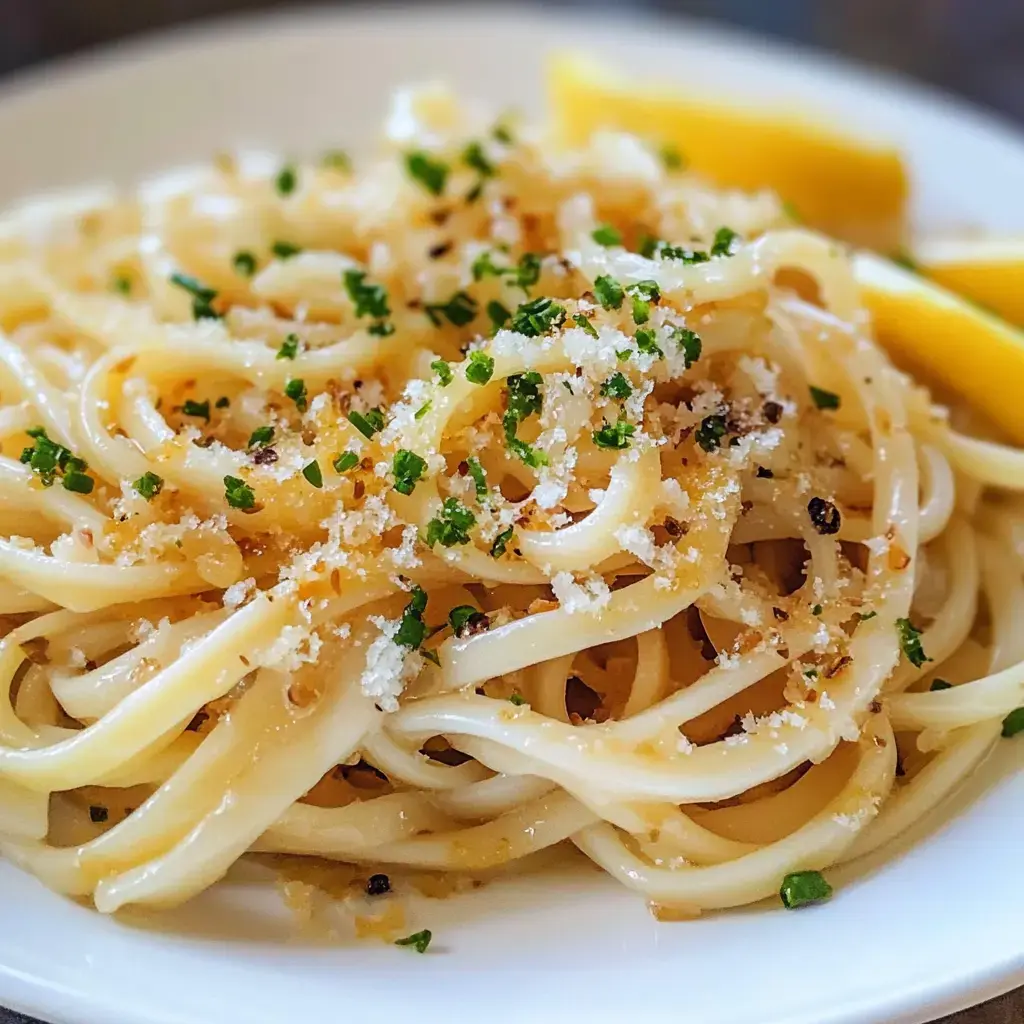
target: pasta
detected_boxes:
[0,85,1021,928]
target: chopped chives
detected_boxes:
[405,152,449,196]
[810,386,841,411]
[134,471,164,500]
[592,224,622,247]
[271,240,301,260]
[431,359,453,386]
[392,449,427,495]
[347,408,384,439]
[333,450,359,473]
[233,250,257,277]
[224,475,256,510]
[302,460,323,488]
[276,334,300,360]
[394,929,432,953]
[284,378,307,412]
[248,425,274,449]
[779,870,832,909]
[275,165,297,196]
[465,350,495,385]
[1002,707,1024,738]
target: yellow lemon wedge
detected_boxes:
[547,52,909,250]
[854,251,1024,443]
[910,237,1024,327]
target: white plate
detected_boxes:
[0,8,1022,1024]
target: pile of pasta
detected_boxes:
[0,86,1020,921]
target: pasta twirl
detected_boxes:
[0,87,1020,920]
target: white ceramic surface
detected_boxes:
[0,8,1021,1024]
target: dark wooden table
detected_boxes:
[0,2,1019,1021]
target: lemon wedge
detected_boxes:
[547,53,909,249]
[854,251,1024,443]
[911,237,1024,327]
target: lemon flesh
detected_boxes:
[913,237,1024,328]
[548,53,908,250]
[854,252,1024,444]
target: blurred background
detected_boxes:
[1,0,1024,122]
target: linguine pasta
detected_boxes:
[0,87,1021,923]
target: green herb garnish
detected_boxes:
[695,414,728,452]
[465,350,495,385]
[896,617,930,668]
[592,419,635,450]
[672,327,702,368]
[431,359,453,386]
[465,456,488,500]
[333,450,359,473]
[284,378,307,412]
[113,274,132,295]
[472,250,508,281]
[321,150,351,172]
[634,328,663,359]
[810,386,841,411]
[1003,707,1024,738]
[134,471,164,500]
[426,497,477,548]
[509,692,526,706]
[507,437,548,469]
[275,165,297,196]
[600,372,632,399]
[169,272,220,320]
[20,427,93,491]
[405,152,449,196]
[347,407,384,439]
[302,460,323,488]
[779,871,832,909]
[490,525,514,558]
[572,312,599,339]
[271,240,301,260]
[394,929,432,954]
[233,251,257,277]
[592,224,622,247]
[487,300,511,330]
[415,401,432,420]
[514,252,543,291]
[660,245,710,264]
[248,425,275,448]
[508,297,565,337]
[393,449,428,495]
[425,291,478,328]
[395,586,429,650]
[505,372,543,424]
[62,469,94,494]
[711,226,739,257]
[343,269,391,320]
[660,143,685,171]
[593,275,624,310]
[627,280,660,324]
[462,141,496,178]
[182,399,211,422]
[448,604,484,636]
[276,334,300,360]
[224,475,256,510]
